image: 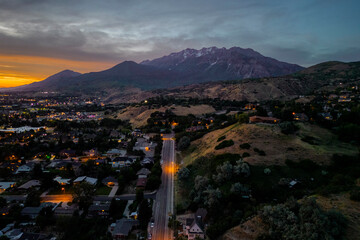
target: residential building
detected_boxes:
[109,219,139,239]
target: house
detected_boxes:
[186,126,205,132]
[106,149,127,158]
[95,159,106,166]
[21,203,55,219]
[136,178,147,190]
[1,223,15,236]
[320,112,333,120]
[54,207,77,217]
[185,216,205,240]
[73,176,98,185]
[338,95,351,103]
[15,163,34,174]
[249,116,279,124]
[102,176,118,187]
[292,113,308,121]
[0,161,20,173]
[0,205,11,216]
[133,138,157,153]
[0,182,16,193]
[59,149,76,158]
[53,176,71,185]
[109,219,139,239]
[4,229,23,240]
[84,149,100,157]
[136,168,151,179]
[88,203,110,217]
[131,129,142,138]
[21,207,43,219]
[18,232,51,240]
[328,94,338,99]
[140,157,154,166]
[18,180,41,190]
[110,157,134,168]
[109,130,124,139]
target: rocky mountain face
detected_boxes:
[141,47,304,85]
[3,47,304,92]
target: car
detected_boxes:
[150,218,154,228]
[147,233,152,239]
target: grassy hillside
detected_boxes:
[220,216,266,240]
[114,104,216,127]
[220,193,360,240]
[103,61,360,103]
[180,122,358,166]
[316,193,360,240]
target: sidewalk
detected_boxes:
[108,183,119,197]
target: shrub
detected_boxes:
[178,136,191,151]
[279,121,299,134]
[215,140,234,150]
[239,143,251,149]
[177,167,190,182]
[217,136,226,142]
[254,148,266,156]
[350,187,360,201]
[301,135,318,145]
[242,152,250,158]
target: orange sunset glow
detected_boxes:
[0,55,117,88]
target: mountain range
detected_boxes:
[2,47,304,92]
[104,61,360,104]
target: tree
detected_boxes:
[177,167,190,182]
[72,182,95,210]
[203,187,222,208]
[236,113,249,124]
[0,197,6,208]
[194,176,209,191]
[239,143,251,149]
[32,163,43,179]
[36,206,55,229]
[213,161,233,183]
[234,159,250,177]
[350,187,360,201]
[230,182,249,195]
[178,136,191,151]
[279,121,299,135]
[260,198,347,240]
[25,190,41,207]
[109,199,127,219]
[146,175,162,190]
[136,189,144,203]
[138,199,152,229]
[215,140,234,150]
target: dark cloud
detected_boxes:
[0,0,359,67]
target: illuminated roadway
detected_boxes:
[151,134,175,240]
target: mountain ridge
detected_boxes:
[1,46,305,92]
[140,46,304,83]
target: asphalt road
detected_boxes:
[151,135,175,240]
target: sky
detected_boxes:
[0,0,359,87]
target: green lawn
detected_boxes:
[95,185,112,195]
